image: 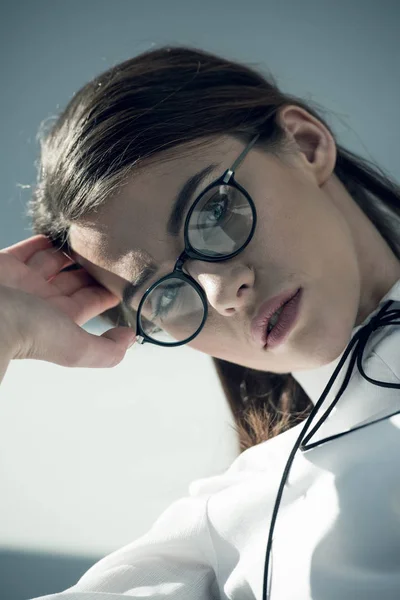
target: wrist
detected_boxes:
[0,284,24,361]
[0,323,18,361]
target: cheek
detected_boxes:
[251,184,290,243]
[253,186,333,269]
[187,316,235,357]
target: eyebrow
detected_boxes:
[122,162,220,307]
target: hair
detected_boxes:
[27,45,400,454]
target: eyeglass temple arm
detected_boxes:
[222,133,260,184]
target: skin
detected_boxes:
[69,105,400,374]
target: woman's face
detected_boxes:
[69,106,400,373]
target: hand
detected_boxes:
[0,234,136,368]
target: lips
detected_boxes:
[251,288,300,348]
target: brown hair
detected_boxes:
[27,45,400,454]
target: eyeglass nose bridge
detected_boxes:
[173,250,189,273]
[173,247,215,274]
[173,235,243,274]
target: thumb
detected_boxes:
[95,326,137,367]
[59,326,137,369]
[100,326,136,349]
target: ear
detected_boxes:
[277,105,337,186]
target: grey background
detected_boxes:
[0,1,399,598]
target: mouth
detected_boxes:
[251,288,302,348]
[264,288,303,349]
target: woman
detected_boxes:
[1,45,400,600]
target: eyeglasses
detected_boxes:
[133,133,260,347]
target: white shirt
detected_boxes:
[30,280,400,600]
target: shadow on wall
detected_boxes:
[0,547,102,600]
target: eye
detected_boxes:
[153,285,180,318]
[207,195,228,222]
[198,188,233,236]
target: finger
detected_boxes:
[26,247,75,280]
[49,267,100,296]
[2,234,75,279]
[69,327,136,368]
[51,284,123,326]
[29,323,136,369]
[73,327,136,368]
[2,234,57,262]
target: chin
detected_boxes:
[284,317,352,372]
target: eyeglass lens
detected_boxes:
[139,184,254,344]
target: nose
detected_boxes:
[186,258,255,316]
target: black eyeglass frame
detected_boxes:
[134,133,260,347]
